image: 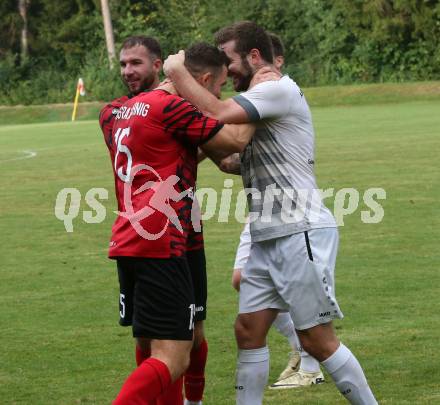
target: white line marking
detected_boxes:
[0,150,37,163]
[0,141,103,164]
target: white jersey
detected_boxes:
[233,75,336,242]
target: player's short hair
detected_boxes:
[120,36,162,60]
[269,33,284,58]
[214,21,274,64]
[184,42,228,77]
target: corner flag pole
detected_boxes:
[72,78,86,121]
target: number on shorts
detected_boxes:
[188,304,195,330]
[119,293,126,318]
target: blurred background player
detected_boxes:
[99,37,226,405]
[229,33,324,389]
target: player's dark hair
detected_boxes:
[214,21,274,64]
[120,36,162,60]
[269,32,284,58]
[184,42,228,77]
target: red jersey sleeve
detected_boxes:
[160,93,224,147]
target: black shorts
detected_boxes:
[116,257,195,340]
[186,248,207,322]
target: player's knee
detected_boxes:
[166,354,191,381]
[300,340,332,362]
[180,350,191,374]
[297,326,340,362]
[234,316,261,348]
[234,316,248,342]
[154,344,192,381]
[193,321,205,349]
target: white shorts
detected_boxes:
[233,222,251,270]
[239,227,344,330]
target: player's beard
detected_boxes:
[232,57,253,92]
[138,74,156,94]
[125,73,156,96]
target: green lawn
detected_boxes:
[0,99,439,404]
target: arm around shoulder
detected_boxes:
[200,123,255,162]
[213,98,250,124]
[165,57,250,123]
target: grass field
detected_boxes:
[0,97,439,404]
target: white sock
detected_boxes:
[299,350,321,373]
[272,312,298,351]
[321,343,377,405]
[236,346,269,405]
[184,401,202,405]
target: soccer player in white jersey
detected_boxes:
[164,21,377,405]
[229,32,325,389]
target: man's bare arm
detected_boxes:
[200,124,254,162]
[164,51,249,124]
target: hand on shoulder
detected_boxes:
[157,79,178,95]
[249,66,281,89]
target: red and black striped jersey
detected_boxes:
[107,89,222,259]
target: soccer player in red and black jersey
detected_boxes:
[100,38,220,405]
[104,42,255,404]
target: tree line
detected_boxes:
[1,0,439,105]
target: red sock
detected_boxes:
[136,345,151,366]
[156,376,183,405]
[184,339,208,401]
[113,358,171,405]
